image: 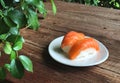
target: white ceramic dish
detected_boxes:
[48,36,109,67]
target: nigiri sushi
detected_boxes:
[61,31,100,60]
[61,31,85,54]
[69,38,99,60]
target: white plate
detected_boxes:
[48,36,109,67]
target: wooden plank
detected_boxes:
[1,1,120,83]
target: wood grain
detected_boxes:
[1,1,120,83]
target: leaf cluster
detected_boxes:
[99,0,120,9]
[63,0,120,9]
[0,0,56,79]
[62,0,100,6]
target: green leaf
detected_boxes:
[19,55,33,72]
[3,16,17,28]
[0,67,6,80]
[51,0,57,15]
[0,0,6,8]
[14,0,20,2]
[6,34,17,43]
[9,27,19,35]
[10,50,16,60]
[13,41,23,51]
[85,0,91,5]
[21,1,28,10]
[0,33,10,40]
[16,35,25,43]
[25,0,40,5]
[27,8,39,30]
[115,2,120,8]
[4,64,10,72]
[0,10,3,17]
[10,59,24,79]
[11,35,24,51]
[36,1,47,17]
[8,9,27,28]
[25,0,47,17]
[6,35,24,43]
[93,0,99,6]
[3,41,12,54]
[0,19,10,35]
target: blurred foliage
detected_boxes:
[62,0,120,9]
[99,0,120,9]
[0,0,56,80]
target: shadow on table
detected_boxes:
[0,80,13,83]
[42,45,95,73]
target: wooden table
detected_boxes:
[1,1,120,83]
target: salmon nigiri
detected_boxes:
[61,31,85,54]
[69,38,99,60]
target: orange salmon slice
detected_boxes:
[61,31,85,53]
[69,38,100,60]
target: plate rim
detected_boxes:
[48,36,109,67]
